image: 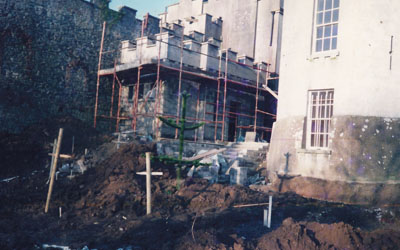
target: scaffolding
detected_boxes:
[93,21,278,142]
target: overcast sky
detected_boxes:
[109,0,178,18]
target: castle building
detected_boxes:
[96,0,283,142]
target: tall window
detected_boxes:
[315,0,339,52]
[308,89,334,148]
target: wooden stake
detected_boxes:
[47,153,73,159]
[47,138,57,183]
[233,202,270,208]
[71,136,75,154]
[136,153,162,215]
[146,152,151,215]
[45,128,63,213]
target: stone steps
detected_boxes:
[222,142,269,171]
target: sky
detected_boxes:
[109,0,178,19]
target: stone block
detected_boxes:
[245,132,256,142]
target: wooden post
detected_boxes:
[45,128,63,213]
[71,136,75,154]
[48,138,57,182]
[136,153,162,215]
[146,152,151,215]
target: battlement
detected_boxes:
[112,20,269,85]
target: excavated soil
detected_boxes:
[0,116,108,177]
[1,122,400,249]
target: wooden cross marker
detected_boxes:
[45,128,63,213]
[136,152,163,215]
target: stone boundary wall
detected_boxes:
[0,0,159,132]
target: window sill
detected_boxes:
[308,50,340,61]
[296,148,332,155]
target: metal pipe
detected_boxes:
[133,15,147,132]
[214,54,222,141]
[268,195,272,228]
[194,83,200,142]
[254,64,260,133]
[257,109,277,118]
[159,64,275,94]
[155,81,164,136]
[221,49,229,142]
[94,21,106,128]
[110,59,117,119]
[175,26,185,139]
[116,80,122,132]
[154,22,162,139]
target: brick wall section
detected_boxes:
[0,0,159,132]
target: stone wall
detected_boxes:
[0,0,159,132]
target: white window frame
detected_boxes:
[307,89,334,149]
[311,0,340,58]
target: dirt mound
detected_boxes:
[178,181,270,212]
[56,143,157,218]
[1,140,400,250]
[0,116,107,177]
[256,217,400,250]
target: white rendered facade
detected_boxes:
[161,0,284,73]
[267,0,400,204]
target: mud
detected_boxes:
[0,122,400,249]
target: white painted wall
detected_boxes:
[165,0,282,69]
[277,0,400,120]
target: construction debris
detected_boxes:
[0,176,19,183]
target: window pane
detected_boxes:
[323,38,331,50]
[311,134,315,147]
[319,92,326,104]
[321,106,326,118]
[317,27,323,38]
[312,106,316,117]
[334,0,340,8]
[333,9,339,22]
[312,121,316,132]
[312,93,318,103]
[316,39,323,52]
[325,134,329,147]
[319,134,324,147]
[331,37,337,49]
[325,0,333,10]
[318,0,324,11]
[328,91,334,102]
[324,11,332,23]
[332,24,338,36]
[317,12,323,24]
[324,25,331,37]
